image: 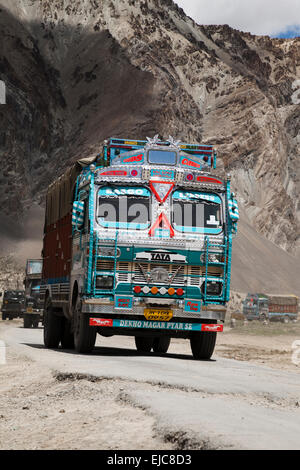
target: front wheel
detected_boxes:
[153,337,171,353]
[73,298,96,353]
[44,297,63,348]
[190,332,217,360]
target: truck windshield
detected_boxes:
[245,297,257,307]
[27,261,42,274]
[97,186,150,230]
[172,190,223,234]
[4,291,24,298]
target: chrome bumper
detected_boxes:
[82,299,226,322]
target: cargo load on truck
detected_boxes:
[40,136,239,359]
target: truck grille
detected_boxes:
[132,263,185,285]
[95,260,223,287]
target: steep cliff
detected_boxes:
[0,0,299,291]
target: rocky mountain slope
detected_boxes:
[0,0,299,293]
[0,254,24,293]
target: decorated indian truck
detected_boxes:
[40,136,239,359]
[243,293,299,323]
[23,259,43,328]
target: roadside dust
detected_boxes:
[1,318,300,450]
[216,320,300,371]
[0,343,172,450]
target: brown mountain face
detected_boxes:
[0,0,299,293]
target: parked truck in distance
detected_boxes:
[243,293,299,323]
[40,136,239,359]
[1,290,25,320]
[23,259,43,328]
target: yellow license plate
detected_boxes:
[144,309,173,321]
[26,307,33,313]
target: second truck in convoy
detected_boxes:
[23,259,43,328]
[40,136,239,359]
[243,293,298,323]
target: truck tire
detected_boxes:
[33,318,39,328]
[135,337,154,353]
[73,298,96,353]
[23,315,32,328]
[153,337,171,353]
[2,313,7,320]
[190,332,217,360]
[44,297,63,348]
[61,318,74,349]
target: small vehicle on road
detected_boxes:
[1,290,25,320]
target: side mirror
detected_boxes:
[72,201,85,230]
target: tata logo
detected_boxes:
[135,250,186,263]
[151,252,171,262]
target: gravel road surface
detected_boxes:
[1,320,299,450]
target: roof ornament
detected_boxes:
[145,134,160,148]
[167,136,181,149]
[145,134,182,149]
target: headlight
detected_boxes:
[201,281,222,296]
[96,275,114,289]
[98,247,120,257]
[200,253,222,263]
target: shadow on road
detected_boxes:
[21,342,215,362]
[18,327,43,330]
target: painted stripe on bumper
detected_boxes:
[89,318,223,332]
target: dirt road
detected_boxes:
[0,319,300,450]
